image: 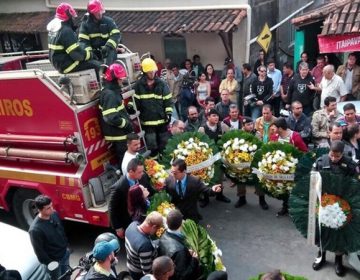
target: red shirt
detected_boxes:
[270,131,308,152]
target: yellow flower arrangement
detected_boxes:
[155,201,176,238]
[173,137,214,184]
[222,138,258,182]
[257,150,298,196]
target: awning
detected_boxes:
[318,33,360,53]
[0,9,246,34]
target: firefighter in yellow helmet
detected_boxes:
[132,58,173,158]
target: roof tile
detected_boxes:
[0,9,246,34]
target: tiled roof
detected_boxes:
[0,9,246,34]
[292,0,350,27]
[292,0,360,35]
[0,12,54,34]
[321,0,360,35]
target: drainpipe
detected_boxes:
[45,0,252,61]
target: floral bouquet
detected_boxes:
[318,194,352,229]
[162,132,221,185]
[290,171,360,253]
[182,219,226,278]
[218,130,262,183]
[144,159,168,191]
[147,191,174,238]
[252,142,302,199]
[155,201,176,237]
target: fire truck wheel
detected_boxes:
[12,189,40,230]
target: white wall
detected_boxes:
[122,33,229,71]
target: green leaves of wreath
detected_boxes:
[161,132,222,185]
[182,219,215,278]
[251,142,303,200]
[289,171,360,253]
[217,130,263,184]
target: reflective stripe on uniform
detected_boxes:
[101,104,125,116]
[165,107,173,113]
[134,93,164,100]
[142,119,166,126]
[110,29,120,35]
[119,119,126,128]
[63,61,80,74]
[104,135,127,141]
[85,49,91,61]
[163,93,172,100]
[89,33,109,39]
[48,44,64,50]
[79,33,90,40]
[107,38,117,49]
[66,43,79,54]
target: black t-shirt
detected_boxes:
[287,74,315,107]
[250,77,273,102]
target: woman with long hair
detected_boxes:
[127,185,150,223]
[205,64,221,103]
[195,72,211,109]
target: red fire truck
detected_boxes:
[0,48,147,229]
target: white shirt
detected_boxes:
[229,119,240,130]
[344,68,353,93]
[319,74,347,107]
[121,151,137,175]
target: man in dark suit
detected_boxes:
[108,158,153,238]
[158,209,201,280]
[165,159,222,222]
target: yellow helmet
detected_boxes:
[141,58,158,73]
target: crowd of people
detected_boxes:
[41,1,360,279]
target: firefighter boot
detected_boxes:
[312,250,326,271]
[259,195,269,210]
[335,255,346,277]
[234,196,247,208]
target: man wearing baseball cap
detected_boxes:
[84,239,119,280]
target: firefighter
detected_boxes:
[132,58,173,158]
[47,3,101,75]
[99,63,134,166]
[79,0,121,66]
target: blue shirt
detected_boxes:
[177,174,187,197]
[267,68,282,93]
[126,174,138,187]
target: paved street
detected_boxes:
[0,184,359,280]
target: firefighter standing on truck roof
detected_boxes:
[131,58,173,159]
[47,3,101,75]
[99,63,134,166]
[79,0,121,66]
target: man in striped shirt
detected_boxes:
[125,211,163,280]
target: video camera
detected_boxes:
[243,94,258,107]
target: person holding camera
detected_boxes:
[248,65,274,120]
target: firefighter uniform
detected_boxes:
[48,20,100,75]
[99,82,134,165]
[133,75,173,157]
[79,14,121,66]
[311,152,358,277]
